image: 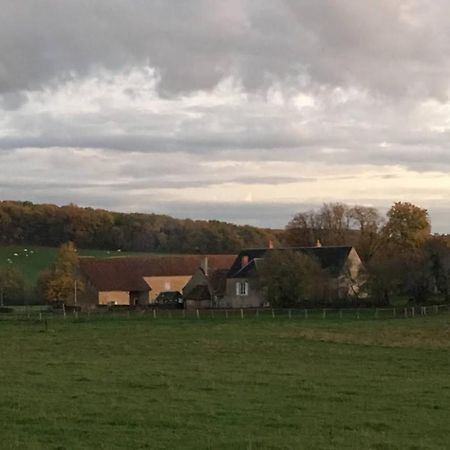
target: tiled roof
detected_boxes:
[80,254,236,292]
[228,246,354,278]
[79,258,150,292]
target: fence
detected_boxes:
[1,304,449,323]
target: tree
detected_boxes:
[0,266,25,306]
[348,205,384,262]
[285,211,317,246]
[367,249,435,305]
[37,242,83,304]
[422,235,450,301]
[286,203,351,247]
[258,250,328,307]
[383,202,431,252]
[285,203,384,262]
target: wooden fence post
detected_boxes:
[196,309,200,320]
[304,309,308,319]
[240,308,244,320]
[375,308,379,319]
[225,310,228,320]
[62,303,66,319]
[39,312,42,321]
[411,307,415,317]
[404,308,407,318]
[153,309,157,319]
[182,309,186,319]
[322,309,326,319]
[271,309,275,319]
[288,309,292,319]
[393,308,396,318]
[339,309,343,319]
[256,309,259,318]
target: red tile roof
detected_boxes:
[80,254,236,292]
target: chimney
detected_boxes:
[241,255,249,267]
[201,256,209,276]
[268,240,274,249]
[315,240,322,247]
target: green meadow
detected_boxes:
[0,245,153,291]
[0,314,449,449]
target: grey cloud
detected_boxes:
[1,1,450,99]
[1,1,450,229]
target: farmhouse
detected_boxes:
[224,245,366,308]
[183,262,230,309]
[78,254,235,307]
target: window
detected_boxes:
[236,281,249,296]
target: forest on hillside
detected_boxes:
[0,201,280,253]
[2,200,450,307]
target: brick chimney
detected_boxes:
[241,255,249,267]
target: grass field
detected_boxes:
[0,245,153,290]
[0,314,449,449]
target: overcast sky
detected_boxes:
[1,1,450,230]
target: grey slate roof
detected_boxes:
[228,246,353,278]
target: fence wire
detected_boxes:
[1,304,449,323]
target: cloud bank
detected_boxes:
[1,1,450,231]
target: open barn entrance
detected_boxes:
[129,291,149,306]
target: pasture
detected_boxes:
[0,313,449,449]
[0,245,153,291]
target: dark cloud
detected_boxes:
[1,1,450,98]
[1,1,450,229]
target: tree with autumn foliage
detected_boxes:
[368,203,434,303]
[258,250,330,307]
[36,242,84,304]
[382,202,431,252]
[0,266,25,306]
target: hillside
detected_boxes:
[0,200,281,254]
[0,245,151,291]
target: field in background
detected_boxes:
[0,314,448,449]
[0,245,156,291]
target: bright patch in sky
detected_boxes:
[1,1,450,231]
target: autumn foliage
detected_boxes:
[36,242,84,304]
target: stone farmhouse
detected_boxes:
[75,245,365,309]
[223,245,366,308]
[78,254,236,308]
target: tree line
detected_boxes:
[1,199,450,307]
[273,201,450,306]
[0,201,280,253]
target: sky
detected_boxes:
[1,1,450,231]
